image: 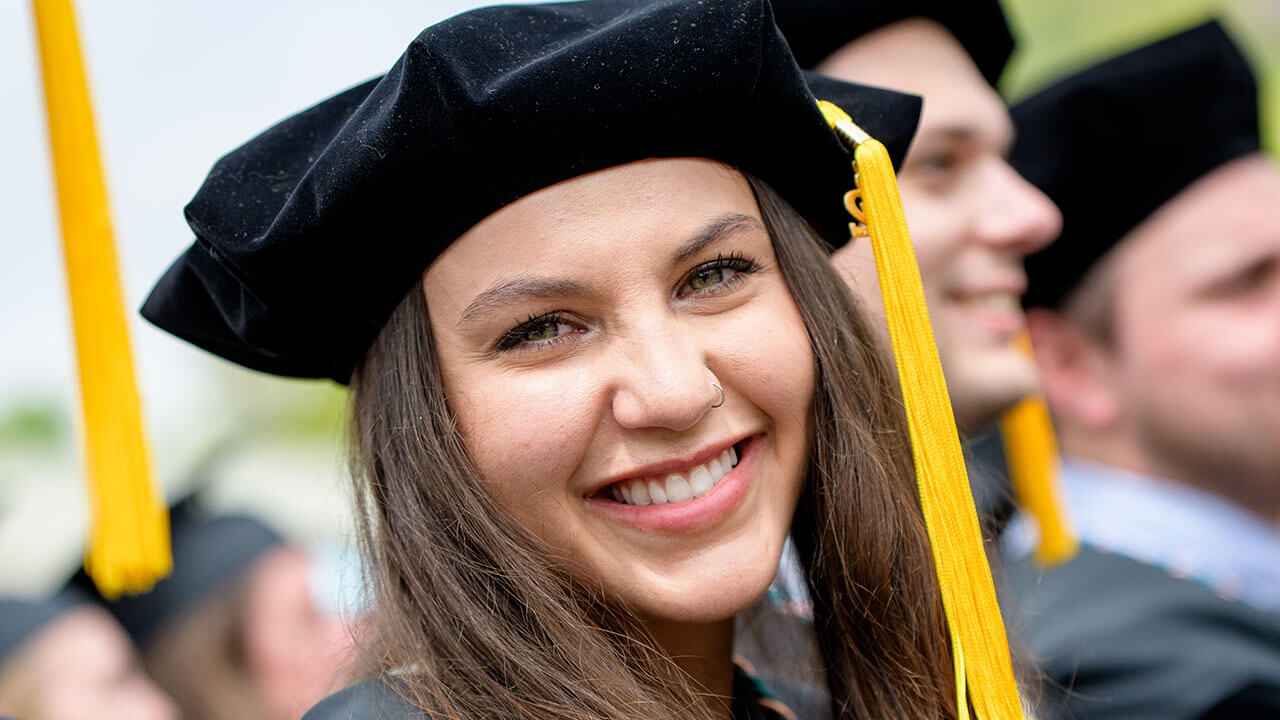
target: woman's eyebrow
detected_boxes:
[670,213,764,266]
[457,277,588,326]
[456,214,762,326]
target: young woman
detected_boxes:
[141,1,1016,718]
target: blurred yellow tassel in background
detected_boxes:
[1000,333,1077,567]
[31,0,170,597]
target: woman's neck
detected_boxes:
[644,617,736,718]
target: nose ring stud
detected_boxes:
[710,383,725,409]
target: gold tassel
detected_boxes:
[818,100,1023,720]
[999,333,1077,566]
[32,0,170,597]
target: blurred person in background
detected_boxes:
[1007,21,1280,719]
[0,593,178,720]
[774,0,1062,435]
[772,0,1063,539]
[78,498,362,720]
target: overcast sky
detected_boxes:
[1,0,551,433]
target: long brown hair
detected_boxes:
[348,172,957,719]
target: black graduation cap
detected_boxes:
[771,0,1016,86]
[0,590,88,664]
[1012,21,1261,310]
[70,499,283,645]
[139,0,921,383]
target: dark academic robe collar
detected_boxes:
[303,666,796,720]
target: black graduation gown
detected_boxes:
[1003,545,1280,720]
[302,667,797,720]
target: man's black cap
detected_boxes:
[141,0,922,383]
[1012,21,1261,309]
[772,0,1016,87]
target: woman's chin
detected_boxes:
[621,546,786,626]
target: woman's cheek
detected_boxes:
[461,367,600,509]
[720,295,815,409]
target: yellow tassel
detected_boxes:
[32,0,170,597]
[999,334,1077,567]
[818,100,1023,719]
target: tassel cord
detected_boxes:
[854,138,1023,719]
[32,0,170,597]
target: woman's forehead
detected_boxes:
[426,159,761,280]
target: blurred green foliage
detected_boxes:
[1002,0,1280,153]
[0,397,68,448]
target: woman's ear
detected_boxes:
[1026,308,1121,430]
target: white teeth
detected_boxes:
[982,295,1018,311]
[606,442,744,506]
[960,293,1020,312]
[647,480,668,504]
[688,466,713,496]
[630,481,651,505]
[665,473,694,503]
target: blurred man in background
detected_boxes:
[773,0,1065,538]
[1007,20,1280,719]
[775,0,1062,435]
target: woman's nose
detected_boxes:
[610,322,721,432]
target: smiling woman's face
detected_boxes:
[423,158,813,626]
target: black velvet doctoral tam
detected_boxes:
[141,0,923,382]
[771,0,1016,86]
[1012,21,1261,309]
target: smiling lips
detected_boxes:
[605,445,739,506]
[946,288,1028,335]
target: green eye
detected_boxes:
[524,321,563,341]
[496,314,581,352]
[678,254,759,299]
[689,268,726,290]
